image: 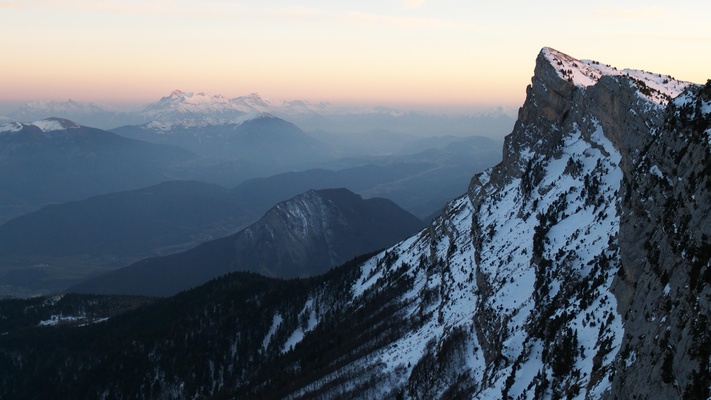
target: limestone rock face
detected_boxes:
[610,82,711,400]
[465,47,708,399]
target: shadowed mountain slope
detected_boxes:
[70,188,424,296]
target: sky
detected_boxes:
[1,0,710,112]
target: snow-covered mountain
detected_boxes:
[1,48,709,399]
[7,91,517,142]
[5,100,136,130]
[230,46,700,398]
[137,89,486,121]
[236,47,707,399]
[0,117,81,135]
[138,90,272,121]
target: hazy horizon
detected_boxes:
[2,1,709,111]
[0,94,520,117]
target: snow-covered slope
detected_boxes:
[0,117,81,135]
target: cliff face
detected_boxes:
[460,47,672,398]
[467,47,710,399]
[610,81,711,399]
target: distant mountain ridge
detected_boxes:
[0,117,194,222]
[0,117,82,134]
[70,188,424,296]
[6,101,129,130]
[5,90,516,139]
[113,112,330,170]
[138,90,271,120]
[0,180,235,258]
[111,91,331,168]
[0,160,483,298]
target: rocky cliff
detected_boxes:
[610,77,711,399]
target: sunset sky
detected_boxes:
[1,0,710,111]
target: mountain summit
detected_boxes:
[0,118,194,223]
[539,47,688,101]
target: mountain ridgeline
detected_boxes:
[0,48,709,399]
[69,188,424,297]
[0,164,439,297]
[113,113,328,169]
[0,118,194,222]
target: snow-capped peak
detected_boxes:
[541,47,692,104]
[140,90,265,121]
[0,117,81,135]
[31,117,81,132]
[230,93,272,113]
[169,89,186,98]
[156,90,231,106]
[0,121,23,134]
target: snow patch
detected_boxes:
[38,313,108,326]
[262,313,283,352]
[31,118,80,132]
[0,121,23,134]
[282,299,319,353]
[650,165,664,180]
[145,111,266,131]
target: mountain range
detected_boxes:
[1,90,506,227]
[1,47,708,399]
[3,91,516,140]
[5,100,141,130]
[0,160,459,297]
[0,117,194,223]
[112,111,330,170]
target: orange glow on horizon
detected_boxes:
[1,1,709,110]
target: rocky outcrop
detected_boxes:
[468,47,709,400]
[466,47,710,400]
